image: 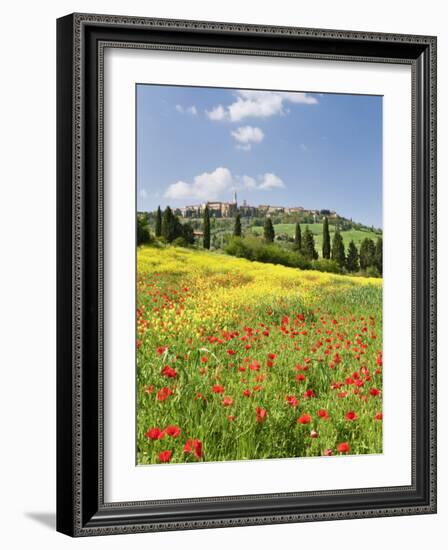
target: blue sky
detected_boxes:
[137,85,382,228]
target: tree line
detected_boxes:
[138,206,196,246]
[260,216,382,275]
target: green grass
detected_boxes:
[252,223,380,250]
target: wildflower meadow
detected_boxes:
[136,246,383,465]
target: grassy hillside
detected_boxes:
[137,246,383,464]
[252,223,380,250]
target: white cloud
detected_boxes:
[257,173,285,190]
[231,126,264,151]
[164,167,284,202]
[175,104,198,115]
[206,90,318,122]
[205,105,226,121]
[164,167,233,202]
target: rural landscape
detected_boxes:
[136,84,383,465]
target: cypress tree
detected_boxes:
[294,222,302,251]
[302,226,318,260]
[155,206,162,237]
[322,217,331,259]
[181,222,195,245]
[264,217,275,243]
[331,230,346,268]
[375,237,383,275]
[161,206,175,242]
[203,205,211,249]
[234,213,242,237]
[359,238,376,270]
[346,240,359,272]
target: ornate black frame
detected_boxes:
[56,13,437,537]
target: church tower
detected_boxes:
[233,190,237,206]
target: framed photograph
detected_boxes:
[56,13,437,536]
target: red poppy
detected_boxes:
[157,387,173,402]
[285,395,299,407]
[243,389,251,397]
[267,353,277,360]
[318,409,329,420]
[337,442,350,453]
[212,384,224,394]
[184,439,203,458]
[227,349,236,356]
[164,425,181,437]
[222,396,234,407]
[297,413,312,424]
[303,389,315,398]
[136,339,142,349]
[323,448,333,456]
[144,385,154,394]
[156,346,168,355]
[146,427,163,440]
[200,356,208,363]
[161,365,177,378]
[369,388,381,396]
[345,411,358,421]
[227,415,236,422]
[374,412,383,421]
[158,450,172,463]
[256,407,267,423]
[249,360,261,371]
[310,430,318,438]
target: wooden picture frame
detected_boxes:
[57,13,437,536]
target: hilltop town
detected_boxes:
[175,192,337,220]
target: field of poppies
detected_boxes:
[136,246,383,465]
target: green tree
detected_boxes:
[234,213,242,237]
[331,230,346,268]
[181,222,195,245]
[346,240,359,272]
[375,237,383,275]
[136,216,150,245]
[161,206,176,242]
[263,217,275,243]
[203,205,211,249]
[294,222,302,251]
[322,217,331,259]
[301,226,318,260]
[155,206,162,237]
[359,238,376,270]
